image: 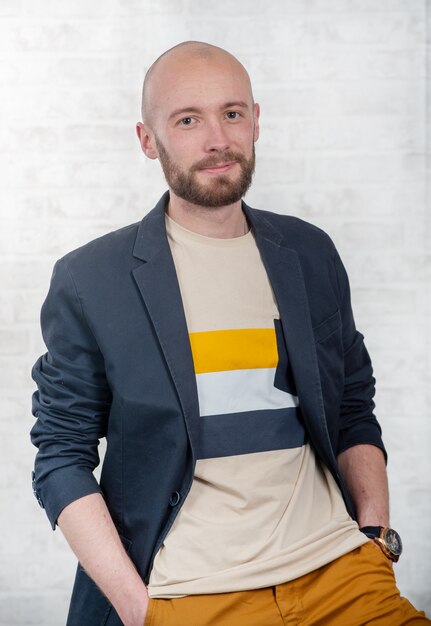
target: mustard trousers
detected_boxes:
[145,542,430,625]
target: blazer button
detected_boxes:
[169,491,181,507]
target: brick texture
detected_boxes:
[0,0,429,622]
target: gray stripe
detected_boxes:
[196,407,305,460]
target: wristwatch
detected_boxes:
[360,526,403,562]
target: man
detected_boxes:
[31,41,429,625]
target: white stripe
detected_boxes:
[196,368,299,417]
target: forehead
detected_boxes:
[149,54,253,119]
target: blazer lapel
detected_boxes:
[244,204,338,473]
[132,193,200,457]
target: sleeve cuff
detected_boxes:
[33,466,103,529]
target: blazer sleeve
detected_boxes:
[31,257,112,529]
[332,248,387,460]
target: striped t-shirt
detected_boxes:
[148,214,367,598]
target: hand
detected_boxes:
[118,589,150,626]
[142,598,151,626]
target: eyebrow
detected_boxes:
[168,100,250,121]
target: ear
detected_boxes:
[253,103,260,142]
[136,122,159,160]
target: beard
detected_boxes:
[154,136,255,208]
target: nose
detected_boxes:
[203,119,230,153]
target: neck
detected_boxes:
[166,192,247,238]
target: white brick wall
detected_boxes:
[0,0,429,622]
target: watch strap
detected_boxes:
[359,526,383,539]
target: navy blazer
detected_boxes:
[31,192,384,625]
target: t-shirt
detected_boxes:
[148,214,367,598]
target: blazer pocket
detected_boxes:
[313,310,341,344]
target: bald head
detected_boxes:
[141,41,254,126]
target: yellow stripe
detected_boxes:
[189,328,278,374]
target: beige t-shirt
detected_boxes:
[148,215,367,598]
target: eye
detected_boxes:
[225,111,241,120]
[178,117,194,126]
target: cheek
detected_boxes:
[165,134,200,163]
[232,124,256,148]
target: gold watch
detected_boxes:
[360,526,403,562]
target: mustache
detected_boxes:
[191,151,247,171]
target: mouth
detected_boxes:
[199,161,238,175]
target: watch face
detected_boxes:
[383,528,403,556]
